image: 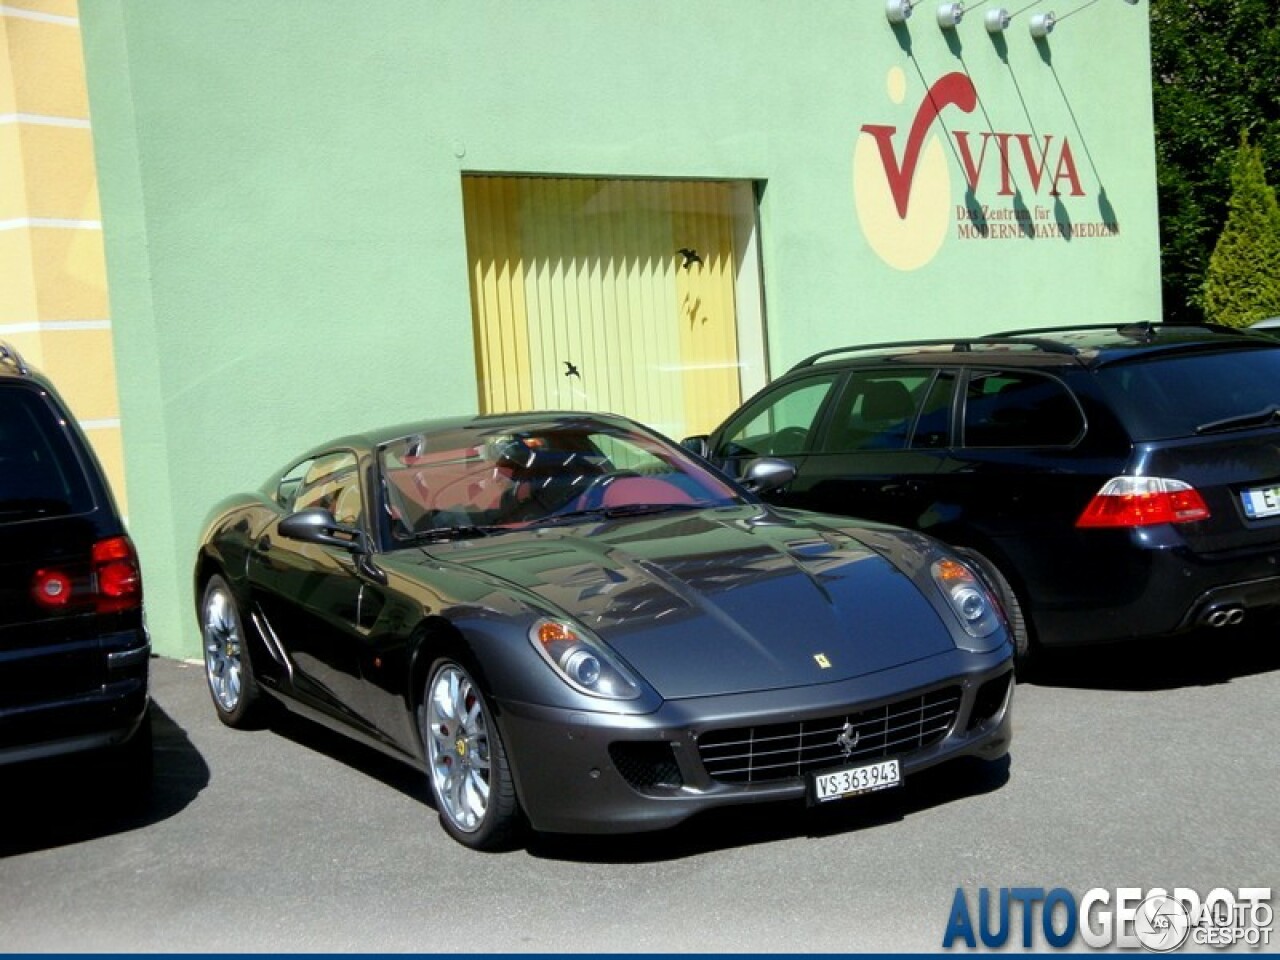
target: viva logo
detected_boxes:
[853,68,1085,270]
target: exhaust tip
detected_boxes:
[1202,604,1245,628]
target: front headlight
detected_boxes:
[528,618,642,700]
[930,558,1004,639]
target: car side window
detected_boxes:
[714,374,838,460]
[818,369,933,453]
[911,370,956,449]
[962,370,1083,448]
[279,451,362,523]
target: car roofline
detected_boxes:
[0,340,32,377]
[791,336,1081,370]
[789,322,1279,373]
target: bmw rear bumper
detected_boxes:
[1028,529,1280,645]
[496,646,1012,835]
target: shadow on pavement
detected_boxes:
[0,701,209,857]
[1029,622,1280,692]
[528,754,1011,864]
[267,707,432,806]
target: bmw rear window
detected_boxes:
[1094,347,1280,440]
[0,383,95,522]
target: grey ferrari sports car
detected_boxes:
[195,411,1013,850]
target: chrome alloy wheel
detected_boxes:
[426,664,493,834]
[203,583,244,714]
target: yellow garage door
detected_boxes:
[463,175,764,440]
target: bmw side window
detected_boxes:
[714,375,838,461]
[911,370,956,449]
[820,370,932,453]
[962,370,1084,448]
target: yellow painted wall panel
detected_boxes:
[7,1,80,19]
[30,225,107,318]
[29,326,118,420]
[0,229,37,321]
[0,125,30,220]
[1,15,88,118]
[81,425,128,514]
[0,328,41,365]
[12,124,100,219]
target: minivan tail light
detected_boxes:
[29,536,142,614]
[93,535,143,613]
[1076,477,1210,528]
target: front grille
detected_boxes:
[697,686,961,785]
[609,741,684,790]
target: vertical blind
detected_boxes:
[463,175,750,439]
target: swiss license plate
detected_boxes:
[811,757,901,803]
[1241,485,1280,519]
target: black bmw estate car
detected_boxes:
[0,343,150,786]
[685,323,1280,671]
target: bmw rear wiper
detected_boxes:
[1194,404,1280,435]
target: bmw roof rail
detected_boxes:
[986,321,1170,339]
[791,336,1080,370]
[0,340,30,376]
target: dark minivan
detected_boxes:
[0,342,150,786]
[687,323,1280,672]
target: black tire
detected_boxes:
[420,657,523,851]
[955,547,1034,678]
[200,574,266,728]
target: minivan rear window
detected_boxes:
[0,384,95,522]
[1095,348,1280,440]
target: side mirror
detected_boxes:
[681,435,710,458]
[742,457,796,494]
[279,507,368,553]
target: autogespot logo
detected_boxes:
[941,886,1273,951]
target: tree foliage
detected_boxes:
[1202,133,1280,327]
[1150,0,1280,323]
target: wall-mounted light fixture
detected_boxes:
[1028,10,1055,36]
[886,0,914,23]
[885,0,916,23]
[937,2,964,27]
[984,7,1011,31]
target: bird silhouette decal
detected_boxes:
[677,247,703,270]
[563,360,580,378]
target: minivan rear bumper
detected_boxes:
[0,625,150,765]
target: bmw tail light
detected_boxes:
[93,535,143,613]
[1076,477,1210,528]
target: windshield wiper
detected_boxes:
[1194,404,1280,435]
[411,524,505,542]
[535,502,707,526]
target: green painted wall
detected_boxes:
[79,0,1159,659]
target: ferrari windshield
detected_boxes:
[379,418,742,540]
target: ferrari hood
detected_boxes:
[429,506,956,699]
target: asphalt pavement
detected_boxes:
[1,627,1277,953]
